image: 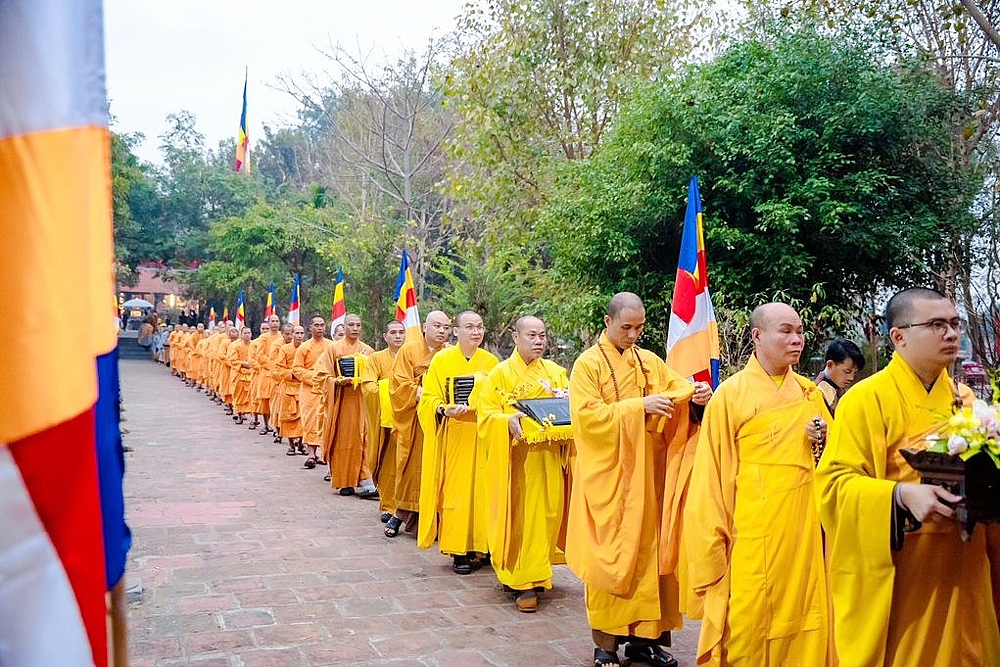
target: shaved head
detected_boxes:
[750,302,799,331]
[455,310,480,328]
[607,292,645,319]
[885,287,951,329]
[514,315,545,333]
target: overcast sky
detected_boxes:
[105,0,466,165]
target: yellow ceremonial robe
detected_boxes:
[293,337,336,450]
[317,338,374,488]
[475,350,570,591]
[416,345,500,553]
[684,354,832,666]
[362,348,398,514]
[567,333,699,639]
[275,342,302,439]
[391,340,446,513]
[223,339,240,401]
[816,353,1000,667]
[248,336,265,413]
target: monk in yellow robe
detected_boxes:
[173,325,189,380]
[569,292,712,667]
[277,325,306,454]
[228,327,254,421]
[475,315,571,613]
[684,302,833,667]
[417,311,499,573]
[293,315,335,469]
[269,322,294,444]
[386,310,452,537]
[361,320,406,523]
[316,313,377,495]
[816,287,1000,667]
[246,323,268,430]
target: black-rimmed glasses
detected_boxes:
[897,318,964,336]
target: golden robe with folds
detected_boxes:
[816,353,1000,667]
[416,346,500,553]
[275,341,302,438]
[567,333,699,640]
[391,340,446,513]
[247,336,265,412]
[684,354,832,666]
[317,338,374,488]
[227,339,253,413]
[474,350,570,591]
[362,348,398,514]
[293,337,336,450]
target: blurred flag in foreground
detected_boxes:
[0,1,129,665]
[393,250,421,343]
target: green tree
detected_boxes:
[542,30,980,351]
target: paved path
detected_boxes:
[122,359,700,667]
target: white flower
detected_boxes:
[948,434,969,455]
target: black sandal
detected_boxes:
[303,457,317,469]
[286,444,297,456]
[593,648,620,667]
[384,515,403,537]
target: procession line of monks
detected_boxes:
[163,287,1000,667]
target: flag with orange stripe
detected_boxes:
[331,267,346,334]
[1,1,119,664]
[393,250,421,343]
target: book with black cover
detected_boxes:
[515,397,572,426]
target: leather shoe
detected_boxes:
[623,642,677,667]
[452,555,472,575]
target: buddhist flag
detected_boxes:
[235,289,246,330]
[1,1,128,665]
[208,305,217,331]
[393,250,421,342]
[666,176,721,387]
[264,284,276,319]
[222,305,229,323]
[288,274,301,326]
[331,267,346,334]
[235,71,249,173]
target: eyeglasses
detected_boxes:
[897,318,965,336]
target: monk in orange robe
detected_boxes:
[385,310,451,538]
[362,320,406,523]
[568,292,711,667]
[228,326,254,422]
[250,315,282,435]
[293,315,335,469]
[221,325,239,413]
[277,325,306,454]
[317,313,377,495]
[269,322,294,444]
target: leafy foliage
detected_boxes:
[542,30,980,351]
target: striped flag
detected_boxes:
[235,289,246,330]
[234,71,249,173]
[264,283,276,319]
[393,250,421,342]
[288,274,301,326]
[222,305,229,323]
[331,267,346,334]
[1,1,126,665]
[666,176,721,387]
[208,305,217,331]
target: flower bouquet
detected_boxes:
[901,398,1000,541]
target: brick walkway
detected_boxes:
[122,359,700,667]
